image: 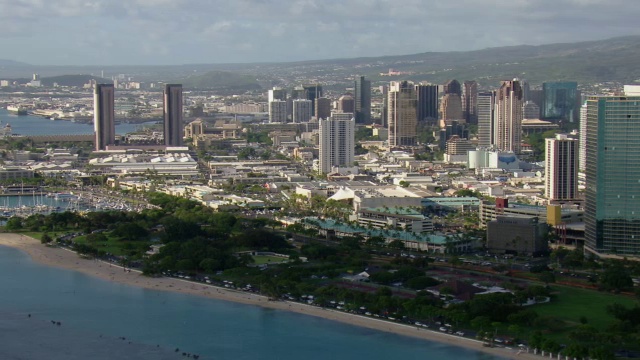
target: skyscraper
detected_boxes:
[388,81,417,147]
[578,102,587,172]
[494,80,523,153]
[542,82,579,123]
[443,79,462,96]
[303,84,323,116]
[319,112,355,174]
[337,94,355,114]
[269,100,287,123]
[94,84,115,151]
[315,97,331,120]
[523,101,541,119]
[415,83,439,122]
[585,96,640,256]
[477,91,495,148]
[268,87,287,102]
[545,134,578,202]
[164,84,183,146]
[292,99,313,123]
[462,80,478,124]
[354,76,371,124]
[439,93,464,127]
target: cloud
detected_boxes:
[0,0,638,65]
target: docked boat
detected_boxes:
[6,105,27,115]
[54,193,79,201]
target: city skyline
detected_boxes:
[1,0,639,66]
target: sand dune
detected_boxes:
[0,233,544,360]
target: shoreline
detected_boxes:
[0,233,541,360]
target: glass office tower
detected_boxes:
[542,82,578,122]
[585,96,640,256]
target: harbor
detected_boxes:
[0,192,155,218]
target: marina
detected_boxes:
[0,192,154,217]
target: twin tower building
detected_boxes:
[93,84,183,151]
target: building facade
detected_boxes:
[542,81,579,123]
[494,80,523,153]
[303,84,323,116]
[292,99,313,123]
[268,100,287,123]
[319,113,355,174]
[477,91,495,148]
[443,79,461,96]
[462,80,478,124]
[545,134,578,202]
[164,84,183,147]
[354,76,371,124]
[268,87,287,102]
[523,101,540,119]
[415,83,439,122]
[579,102,587,172]
[337,95,355,114]
[486,215,548,255]
[93,84,115,151]
[315,97,331,120]
[585,96,640,256]
[388,81,417,147]
[439,93,464,127]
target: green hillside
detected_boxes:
[180,71,261,92]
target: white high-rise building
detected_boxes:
[494,80,523,153]
[579,102,587,172]
[292,99,313,123]
[268,100,287,123]
[319,112,355,174]
[545,134,578,201]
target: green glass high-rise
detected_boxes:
[542,82,578,123]
[585,96,640,256]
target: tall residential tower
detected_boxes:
[388,81,417,147]
[494,80,523,153]
[93,84,115,151]
[319,112,355,174]
[354,76,371,124]
[585,96,640,256]
[545,134,578,202]
[164,84,183,147]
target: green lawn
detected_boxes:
[73,235,149,257]
[20,231,45,240]
[534,285,637,329]
[253,255,289,265]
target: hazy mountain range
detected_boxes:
[1,36,640,89]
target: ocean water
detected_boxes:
[0,109,153,136]
[0,246,504,360]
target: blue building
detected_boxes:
[541,82,579,123]
[585,96,640,257]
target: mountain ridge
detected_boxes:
[1,35,640,86]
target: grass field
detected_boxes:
[73,235,149,256]
[535,285,637,328]
[252,255,289,265]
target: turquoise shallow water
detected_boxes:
[0,243,504,360]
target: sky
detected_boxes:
[1,0,640,65]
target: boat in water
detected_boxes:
[6,105,27,115]
[53,193,79,201]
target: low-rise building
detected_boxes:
[486,215,548,255]
[352,206,434,233]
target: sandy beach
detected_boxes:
[0,233,544,360]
